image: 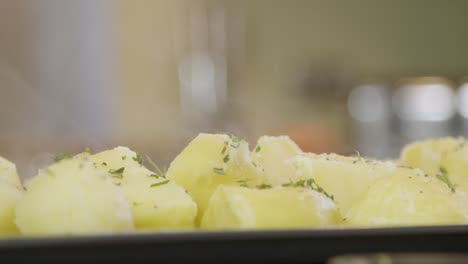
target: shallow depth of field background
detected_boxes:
[1,0,468,178]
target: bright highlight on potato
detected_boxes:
[166,134,262,221]
[15,156,134,236]
[251,136,302,186]
[201,185,340,229]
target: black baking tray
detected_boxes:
[1,225,468,264]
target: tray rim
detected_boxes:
[2,224,468,248]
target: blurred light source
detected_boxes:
[178,52,217,115]
[457,82,468,118]
[348,84,390,122]
[393,79,455,121]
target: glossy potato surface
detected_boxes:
[90,147,197,229]
[201,185,340,229]
[15,157,133,235]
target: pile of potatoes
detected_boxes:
[2,134,468,237]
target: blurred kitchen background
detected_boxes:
[1,0,468,178]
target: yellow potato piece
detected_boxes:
[289,153,403,215]
[401,137,468,193]
[15,157,133,236]
[0,156,22,189]
[252,136,302,186]
[166,134,262,221]
[201,185,340,229]
[89,147,197,229]
[0,184,22,236]
[346,172,468,226]
[0,156,22,236]
[401,137,464,176]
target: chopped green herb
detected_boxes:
[150,180,170,188]
[436,166,455,193]
[252,161,257,167]
[237,179,250,187]
[397,164,415,170]
[221,145,227,155]
[255,145,261,153]
[352,150,366,163]
[133,153,143,166]
[213,167,225,175]
[282,178,335,201]
[109,167,125,179]
[294,180,305,187]
[149,174,161,179]
[223,155,230,163]
[122,156,127,160]
[453,141,466,152]
[132,202,142,207]
[53,152,73,163]
[146,155,167,178]
[229,134,243,148]
[256,184,272,189]
[101,162,107,166]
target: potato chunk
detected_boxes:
[89,146,197,229]
[401,137,468,192]
[289,153,402,215]
[346,172,468,226]
[166,134,262,221]
[251,136,302,186]
[201,185,340,229]
[0,156,22,236]
[15,157,133,236]
[400,137,463,176]
[0,156,21,188]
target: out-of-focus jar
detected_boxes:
[347,83,394,159]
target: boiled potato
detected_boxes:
[0,184,21,236]
[201,185,340,229]
[251,136,302,186]
[0,156,21,188]
[346,171,468,226]
[15,156,133,235]
[400,137,463,177]
[0,156,22,236]
[166,134,262,221]
[401,137,467,192]
[89,147,197,229]
[289,153,405,215]
[443,147,468,194]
